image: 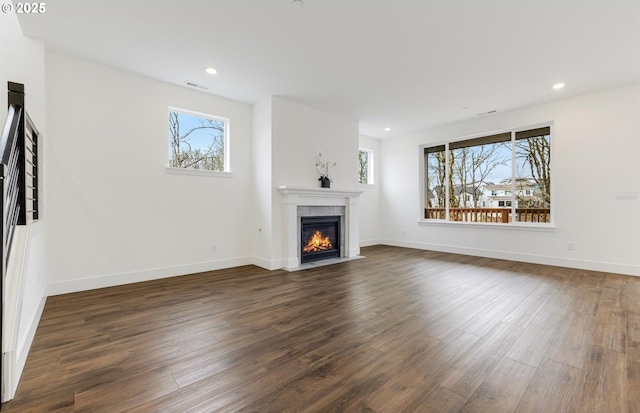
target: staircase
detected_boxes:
[0,82,41,406]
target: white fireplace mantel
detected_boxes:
[278,186,364,269]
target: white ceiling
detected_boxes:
[17,0,640,138]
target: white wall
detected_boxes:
[251,97,274,268]
[46,52,254,294]
[271,97,359,189]
[380,83,640,276]
[358,135,381,246]
[0,10,47,400]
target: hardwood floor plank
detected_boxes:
[545,310,596,369]
[628,340,640,413]
[627,280,640,342]
[3,246,638,412]
[74,369,179,412]
[593,286,627,352]
[460,357,537,413]
[515,358,584,413]
[439,322,523,399]
[235,344,386,413]
[365,329,480,413]
[501,284,552,328]
[400,385,466,413]
[506,309,564,368]
[578,345,627,413]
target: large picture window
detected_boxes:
[423,126,551,224]
[168,108,229,172]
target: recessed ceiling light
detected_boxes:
[292,0,304,8]
[206,67,218,75]
[384,127,391,132]
[552,83,565,89]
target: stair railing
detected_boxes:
[0,82,29,408]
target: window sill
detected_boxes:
[417,219,556,232]
[164,167,233,178]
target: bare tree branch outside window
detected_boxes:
[358,150,369,184]
[424,126,551,224]
[169,110,226,171]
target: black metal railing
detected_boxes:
[0,81,39,407]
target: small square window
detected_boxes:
[168,108,229,172]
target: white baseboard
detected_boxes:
[3,293,46,402]
[381,239,640,277]
[46,242,640,297]
[251,256,285,271]
[16,294,46,381]
[47,257,254,296]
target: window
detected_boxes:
[358,148,374,184]
[423,125,551,224]
[168,108,229,172]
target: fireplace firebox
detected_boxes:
[300,216,341,263]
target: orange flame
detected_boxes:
[302,230,333,253]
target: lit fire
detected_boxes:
[302,230,333,253]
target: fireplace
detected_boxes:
[300,216,341,263]
[278,186,363,270]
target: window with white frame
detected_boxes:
[168,108,229,172]
[423,126,551,224]
[358,148,374,184]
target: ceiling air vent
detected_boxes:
[184,81,209,91]
[477,110,497,117]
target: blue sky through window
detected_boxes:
[171,111,224,151]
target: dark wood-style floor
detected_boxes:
[3,245,639,412]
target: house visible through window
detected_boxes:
[168,108,229,172]
[423,125,551,224]
[358,148,374,184]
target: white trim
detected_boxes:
[360,239,382,247]
[278,186,364,270]
[2,223,47,402]
[417,220,556,232]
[278,186,364,198]
[13,295,45,394]
[380,239,640,277]
[2,295,44,402]
[167,106,231,172]
[251,256,284,271]
[47,256,253,296]
[164,167,233,178]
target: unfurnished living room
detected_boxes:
[1,0,639,412]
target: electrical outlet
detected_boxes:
[211,244,217,253]
[568,242,575,251]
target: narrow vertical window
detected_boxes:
[424,145,446,220]
[358,148,374,184]
[515,127,551,223]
